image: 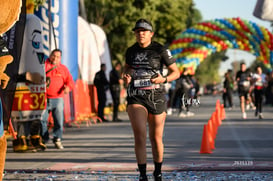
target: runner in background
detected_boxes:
[236,62,252,119]
[245,68,256,111]
[252,66,267,119]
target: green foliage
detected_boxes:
[84,0,202,63]
[250,59,271,74]
[195,51,227,85]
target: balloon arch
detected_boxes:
[169,17,273,74]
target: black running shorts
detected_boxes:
[238,85,249,99]
[127,87,167,115]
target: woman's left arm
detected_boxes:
[165,63,180,83]
[150,63,180,84]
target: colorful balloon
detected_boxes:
[169,17,273,74]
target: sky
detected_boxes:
[193,0,272,75]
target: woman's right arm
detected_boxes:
[122,64,132,86]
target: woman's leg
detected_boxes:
[227,90,233,107]
[254,89,259,113]
[51,98,64,140]
[258,90,263,113]
[148,112,166,163]
[127,104,148,164]
[127,104,148,179]
[148,112,166,179]
[240,95,245,113]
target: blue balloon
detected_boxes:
[219,30,236,40]
[251,22,265,41]
[270,52,273,65]
[231,40,239,49]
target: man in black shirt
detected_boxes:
[109,61,123,122]
[223,70,234,109]
[94,64,109,122]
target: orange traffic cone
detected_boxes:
[200,124,212,154]
[221,104,226,120]
[216,99,221,110]
[210,112,218,136]
[215,107,222,126]
[207,120,215,150]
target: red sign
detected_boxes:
[12,92,46,111]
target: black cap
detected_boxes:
[132,19,153,31]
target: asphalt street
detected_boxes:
[3,95,273,180]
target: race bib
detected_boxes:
[132,69,159,88]
[134,78,152,87]
[243,81,250,87]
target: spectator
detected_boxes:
[41,49,74,149]
[266,71,273,106]
[192,76,200,99]
[222,71,234,109]
[178,68,194,117]
[109,61,123,122]
[94,63,109,122]
[167,80,178,115]
[264,72,271,104]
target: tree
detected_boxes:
[249,59,271,74]
[195,51,227,86]
[84,0,202,63]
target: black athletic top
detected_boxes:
[125,41,175,88]
[236,70,251,86]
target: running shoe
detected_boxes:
[242,112,247,119]
[53,138,64,149]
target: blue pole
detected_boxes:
[59,0,78,80]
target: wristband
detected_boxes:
[163,77,168,84]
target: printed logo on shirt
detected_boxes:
[135,52,148,62]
